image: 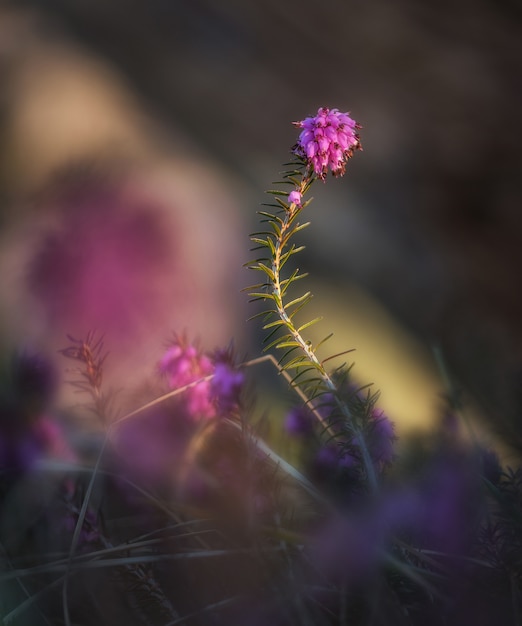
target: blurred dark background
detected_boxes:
[0,0,521,454]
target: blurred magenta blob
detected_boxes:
[27,176,180,344]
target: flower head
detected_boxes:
[293,107,361,179]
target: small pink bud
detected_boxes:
[288,190,302,206]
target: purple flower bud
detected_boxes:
[287,190,302,206]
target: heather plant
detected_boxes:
[1,107,521,626]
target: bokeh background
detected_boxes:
[1,1,521,456]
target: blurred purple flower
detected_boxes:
[1,349,73,474]
[283,406,315,437]
[338,449,358,470]
[293,107,361,179]
[0,414,75,474]
[380,460,480,556]
[210,362,244,414]
[313,443,359,478]
[415,462,478,554]
[33,415,77,463]
[309,458,481,592]
[314,444,339,471]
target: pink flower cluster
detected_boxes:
[160,341,216,419]
[159,339,244,420]
[293,107,361,179]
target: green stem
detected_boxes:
[269,171,378,493]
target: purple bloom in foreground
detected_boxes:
[312,444,359,481]
[284,406,315,437]
[210,362,244,414]
[0,415,75,474]
[293,107,361,179]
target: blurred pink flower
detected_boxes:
[159,339,215,420]
[160,340,245,420]
[28,179,179,345]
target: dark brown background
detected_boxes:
[1,0,521,452]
